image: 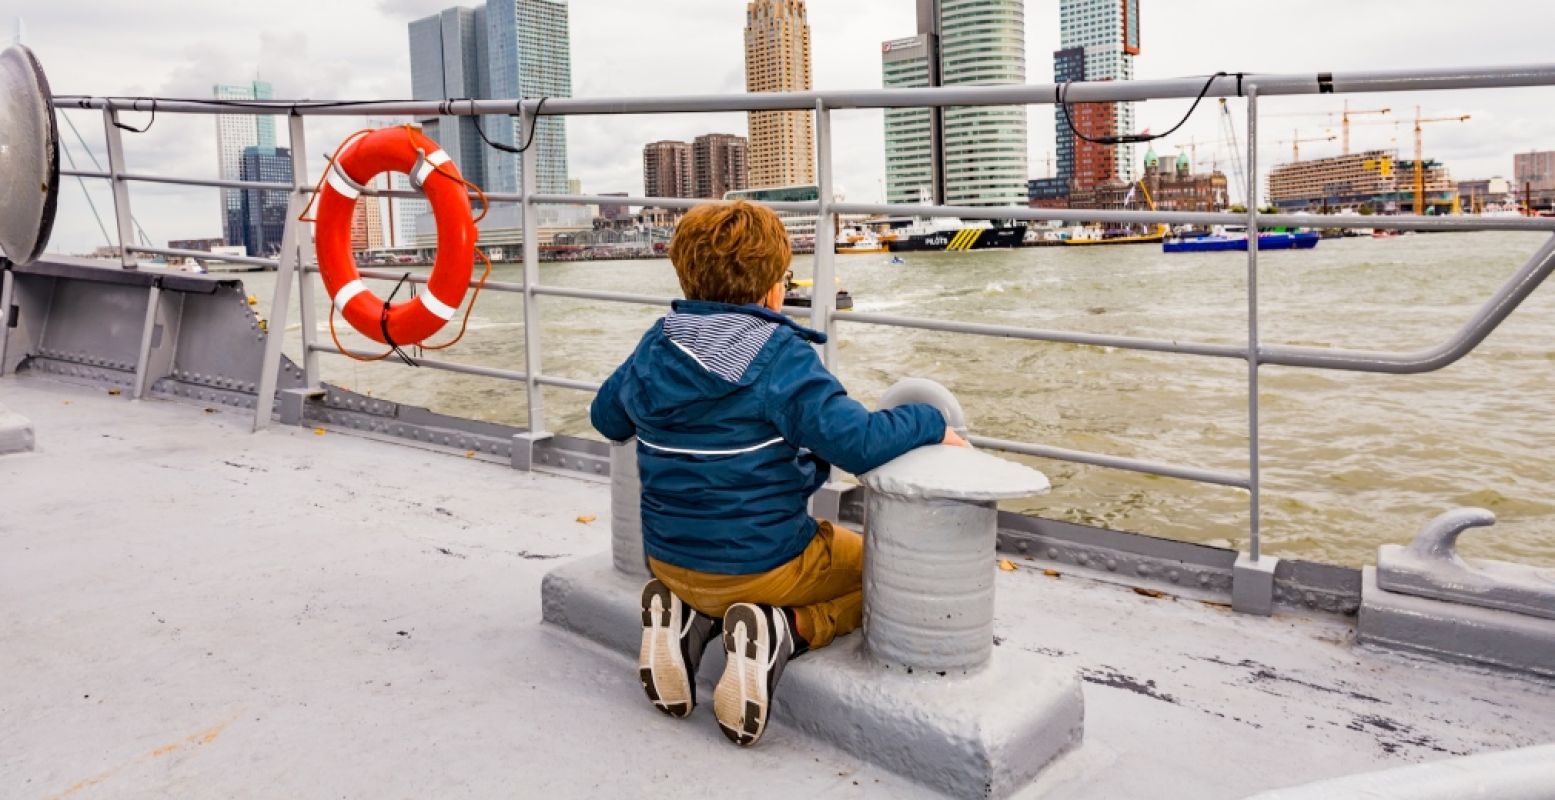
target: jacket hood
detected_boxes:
[623,300,826,427]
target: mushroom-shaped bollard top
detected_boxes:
[861,445,1049,673]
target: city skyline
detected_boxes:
[16,0,1555,251]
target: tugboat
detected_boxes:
[884,217,1023,252]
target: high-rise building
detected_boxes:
[643,140,694,199]
[351,192,385,254]
[1058,0,1140,182]
[408,7,489,188]
[214,81,275,247]
[693,133,749,199]
[485,0,572,197]
[744,0,815,189]
[1514,150,1555,210]
[881,34,940,205]
[882,0,1028,208]
[237,146,292,257]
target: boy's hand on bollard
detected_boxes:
[942,428,970,448]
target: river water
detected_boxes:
[249,230,1555,569]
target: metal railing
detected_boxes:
[53,63,1555,571]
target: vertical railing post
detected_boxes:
[252,190,309,432]
[0,267,14,377]
[287,114,321,390]
[519,101,547,436]
[1231,83,1279,616]
[1245,85,1262,563]
[812,100,838,367]
[100,107,137,269]
[131,280,161,399]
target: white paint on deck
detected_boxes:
[3,375,1553,798]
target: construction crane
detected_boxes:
[1218,99,1247,207]
[1411,106,1471,215]
[1340,100,1391,155]
[1278,128,1337,162]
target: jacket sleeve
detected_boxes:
[764,337,946,475]
[590,358,636,443]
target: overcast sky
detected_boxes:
[13,0,1555,252]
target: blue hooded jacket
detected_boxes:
[590,299,947,575]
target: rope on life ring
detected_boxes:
[302,125,492,363]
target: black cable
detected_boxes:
[379,272,419,367]
[1058,71,1227,147]
[111,97,157,133]
[466,97,549,154]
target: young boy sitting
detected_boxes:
[590,201,965,747]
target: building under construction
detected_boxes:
[1268,149,1456,213]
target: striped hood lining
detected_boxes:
[662,311,779,383]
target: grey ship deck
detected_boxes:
[5,374,1553,798]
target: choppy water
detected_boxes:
[249,231,1555,568]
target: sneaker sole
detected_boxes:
[714,603,770,746]
[638,581,693,719]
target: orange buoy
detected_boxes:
[314,126,475,346]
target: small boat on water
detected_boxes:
[1163,228,1320,253]
[783,274,854,311]
[888,256,906,265]
[835,231,888,254]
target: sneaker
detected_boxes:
[638,579,719,719]
[713,603,795,747]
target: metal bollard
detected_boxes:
[863,380,1048,673]
[609,438,648,577]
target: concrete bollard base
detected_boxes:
[0,402,35,454]
[542,553,1085,800]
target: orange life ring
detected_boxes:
[314,126,475,346]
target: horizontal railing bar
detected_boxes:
[839,310,1248,359]
[309,342,528,382]
[349,266,527,294]
[971,434,1251,489]
[63,168,294,192]
[832,202,1555,232]
[531,284,675,306]
[1261,233,1555,373]
[53,63,1555,116]
[127,245,278,268]
[1278,213,1555,232]
[536,374,603,392]
[530,193,819,213]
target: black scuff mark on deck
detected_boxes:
[1340,714,1464,757]
[221,459,266,473]
[1021,645,1070,658]
[434,547,467,559]
[512,549,567,561]
[1190,655,1385,704]
[1080,667,1177,705]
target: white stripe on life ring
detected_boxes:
[326,168,360,200]
[332,279,369,312]
[637,436,786,456]
[414,149,452,187]
[418,291,456,320]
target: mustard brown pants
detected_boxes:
[648,520,862,649]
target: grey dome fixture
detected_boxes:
[0,44,60,266]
